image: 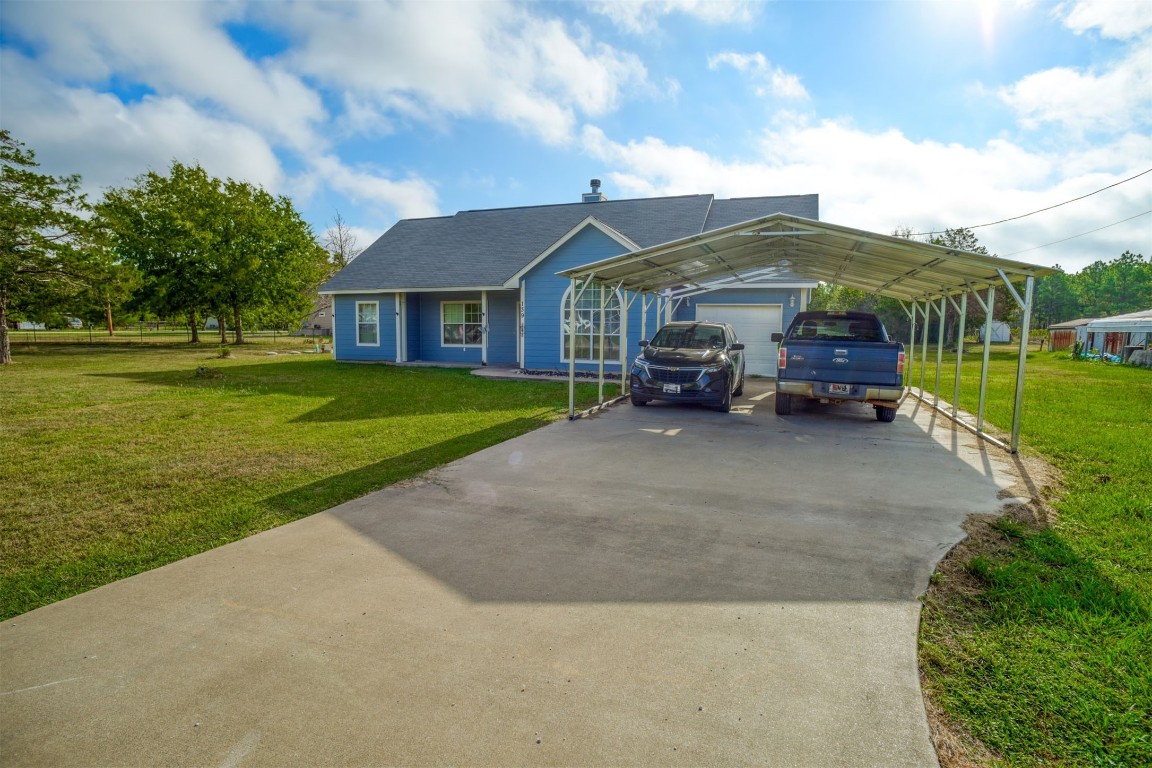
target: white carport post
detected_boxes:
[998,271,1035,454]
[597,283,606,404]
[620,288,639,396]
[933,296,946,406]
[947,292,968,419]
[567,276,595,419]
[900,300,917,385]
[968,285,996,433]
[568,278,577,418]
[919,299,930,395]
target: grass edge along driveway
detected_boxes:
[915,350,1151,768]
[1,344,598,620]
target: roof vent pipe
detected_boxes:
[582,178,607,203]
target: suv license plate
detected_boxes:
[663,383,681,394]
[829,383,851,395]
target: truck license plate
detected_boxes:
[663,383,681,394]
[829,383,851,395]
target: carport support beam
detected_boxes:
[975,287,994,432]
[598,284,606,404]
[934,296,945,406]
[568,278,577,419]
[1009,275,1035,454]
[919,300,929,396]
[948,293,967,419]
[901,300,916,386]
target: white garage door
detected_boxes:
[696,304,783,377]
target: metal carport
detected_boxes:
[558,212,1055,453]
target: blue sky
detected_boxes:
[2,0,1149,274]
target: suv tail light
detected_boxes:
[777,346,787,371]
[897,351,906,375]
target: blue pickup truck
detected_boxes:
[770,311,906,422]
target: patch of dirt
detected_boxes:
[920,448,1062,767]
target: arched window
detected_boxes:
[561,282,622,363]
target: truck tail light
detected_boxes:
[778,346,787,371]
[897,351,906,376]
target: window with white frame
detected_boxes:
[561,283,622,362]
[442,301,483,346]
[356,301,379,345]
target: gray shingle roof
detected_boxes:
[321,193,818,292]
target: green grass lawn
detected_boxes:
[3,343,1148,766]
[914,349,1151,767]
[0,343,598,619]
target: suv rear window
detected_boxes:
[788,317,884,342]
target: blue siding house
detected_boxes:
[321,185,819,377]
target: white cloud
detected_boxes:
[708,52,810,101]
[589,0,756,35]
[1,1,326,152]
[271,0,648,146]
[0,50,284,199]
[309,155,440,221]
[1060,0,1152,39]
[580,121,1152,272]
[997,43,1152,133]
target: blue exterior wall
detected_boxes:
[521,226,639,372]
[416,291,484,364]
[333,294,396,361]
[405,293,421,362]
[485,291,519,365]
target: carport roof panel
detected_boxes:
[559,213,1054,300]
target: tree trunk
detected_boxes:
[0,286,10,365]
[218,315,227,344]
[188,310,200,344]
[105,301,115,336]
[232,303,245,345]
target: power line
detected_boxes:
[913,167,1152,236]
[1001,210,1152,257]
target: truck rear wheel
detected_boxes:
[774,391,792,415]
[875,405,897,422]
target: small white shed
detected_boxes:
[978,320,1011,343]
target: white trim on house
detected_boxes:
[518,281,526,368]
[481,290,489,365]
[395,292,407,362]
[322,286,510,295]
[355,301,380,347]
[502,217,641,288]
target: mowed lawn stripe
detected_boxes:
[1,344,598,619]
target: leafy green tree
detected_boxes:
[1032,266,1081,327]
[98,162,220,343]
[1073,251,1150,317]
[210,177,328,343]
[98,161,328,344]
[68,245,141,335]
[0,130,95,364]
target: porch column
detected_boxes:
[481,290,488,366]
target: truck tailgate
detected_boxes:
[782,342,903,386]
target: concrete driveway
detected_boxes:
[1,381,1024,767]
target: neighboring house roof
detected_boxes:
[321,193,818,293]
[1047,317,1097,330]
[1085,309,1152,333]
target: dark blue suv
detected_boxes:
[629,322,746,413]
